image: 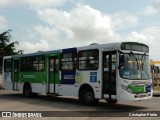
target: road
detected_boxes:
[0,75,160,120]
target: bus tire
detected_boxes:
[106,99,117,103]
[23,83,32,98]
[79,88,99,106]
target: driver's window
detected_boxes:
[119,53,124,68]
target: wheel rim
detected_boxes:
[84,92,93,101]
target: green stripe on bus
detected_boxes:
[128,85,145,93]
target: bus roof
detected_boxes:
[12,50,61,58]
[12,42,121,58]
[4,42,148,59]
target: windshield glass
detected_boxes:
[119,52,151,80]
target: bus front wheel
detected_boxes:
[79,88,99,106]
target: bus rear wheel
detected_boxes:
[79,88,99,106]
[23,83,32,97]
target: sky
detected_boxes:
[0,0,160,60]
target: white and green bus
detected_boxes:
[2,42,152,105]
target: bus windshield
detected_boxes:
[119,52,151,80]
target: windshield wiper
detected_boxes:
[140,53,146,70]
[129,51,139,70]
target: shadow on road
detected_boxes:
[0,92,147,112]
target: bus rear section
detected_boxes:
[2,56,13,90]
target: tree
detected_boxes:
[0,30,23,71]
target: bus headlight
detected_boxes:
[122,85,133,94]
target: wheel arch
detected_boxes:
[23,81,31,89]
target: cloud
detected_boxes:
[0,16,7,30]
[145,6,159,15]
[124,26,160,59]
[0,0,66,9]
[0,0,142,52]
[1,0,159,61]
[145,0,160,15]
[20,5,143,53]
[33,25,60,42]
[0,0,14,7]
[127,26,160,45]
[152,0,160,9]
[109,12,139,30]
[23,0,66,9]
[37,5,121,45]
[19,39,50,53]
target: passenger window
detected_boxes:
[61,53,77,70]
[78,49,99,70]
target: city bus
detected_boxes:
[2,42,152,105]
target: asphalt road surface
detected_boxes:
[0,75,160,120]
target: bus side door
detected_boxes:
[48,56,59,93]
[103,51,117,99]
[13,59,20,90]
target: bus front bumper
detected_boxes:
[119,90,152,101]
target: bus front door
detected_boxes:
[48,56,59,94]
[13,59,20,90]
[103,51,117,100]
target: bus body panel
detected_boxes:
[58,84,79,97]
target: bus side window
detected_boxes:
[4,59,12,72]
[61,52,77,71]
[78,49,99,70]
[20,57,32,72]
[33,56,45,71]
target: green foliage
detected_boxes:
[0,30,23,71]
